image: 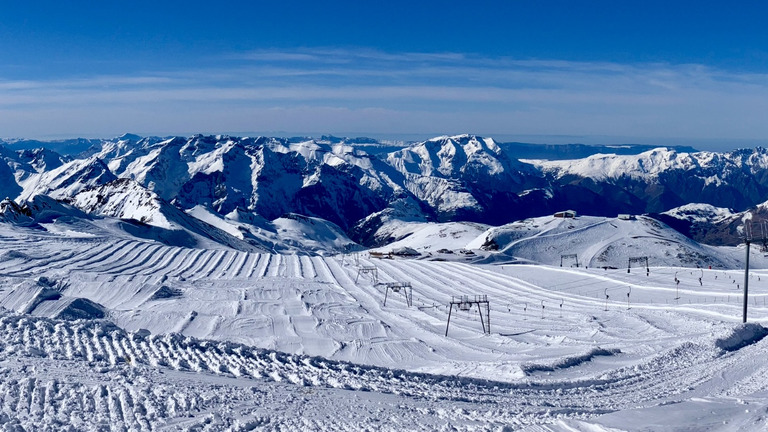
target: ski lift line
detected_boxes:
[449,263,617,305]
[501,274,601,294]
[367,259,418,287]
[499,264,682,300]
[575,281,676,299]
[587,268,724,293]
[382,282,414,307]
[407,262,591,314]
[557,266,720,295]
[638,270,724,291]
[528,265,673,293]
[528,266,724,300]
[378,257,750,313]
[545,273,654,296]
[501,268,633,293]
[445,295,491,336]
[370,259,527,312]
[504,263,716,293]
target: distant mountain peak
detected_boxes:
[116,133,143,142]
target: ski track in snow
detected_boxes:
[0,310,764,430]
[1,230,768,429]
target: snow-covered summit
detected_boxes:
[534,147,708,180]
[662,203,736,224]
[0,197,33,225]
[387,134,523,180]
[17,156,117,202]
[469,214,735,268]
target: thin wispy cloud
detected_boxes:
[2,48,768,146]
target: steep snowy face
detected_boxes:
[0,197,32,224]
[70,178,171,228]
[387,134,526,182]
[93,135,396,231]
[657,199,768,247]
[16,148,69,173]
[0,147,71,199]
[0,153,22,200]
[99,135,163,175]
[17,157,117,202]
[175,138,257,214]
[254,139,392,230]
[385,134,540,223]
[21,194,88,223]
[533,147,768,213]
[119,137,191,200]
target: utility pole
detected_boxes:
[744,240,750,323]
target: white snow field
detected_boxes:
[2,219,768,430]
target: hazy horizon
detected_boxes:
[2,3,768,152]
[3,131,765,153]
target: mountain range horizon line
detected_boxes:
[1,133,767,252]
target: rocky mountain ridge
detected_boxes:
[1,133,768,248]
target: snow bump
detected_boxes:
[714,323,768,353]
[521,347,621,375]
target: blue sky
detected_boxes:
[2,1,768,149]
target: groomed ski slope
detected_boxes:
[467,215,748,269]
[1,223,768,429]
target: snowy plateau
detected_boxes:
[1,134,768,430]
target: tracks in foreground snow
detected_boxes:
[2,232,768,428]
[0,310,765,430]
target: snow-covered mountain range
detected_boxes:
[5,134,768,429]
[2,133,768,250]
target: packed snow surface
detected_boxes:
[1,222,768,429]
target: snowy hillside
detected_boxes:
[369,221,489,257]
[467,214,745,269]
[658,201,768,247]
[1,220,768,428]
[192,206,362,254]
[662,203,737,224]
